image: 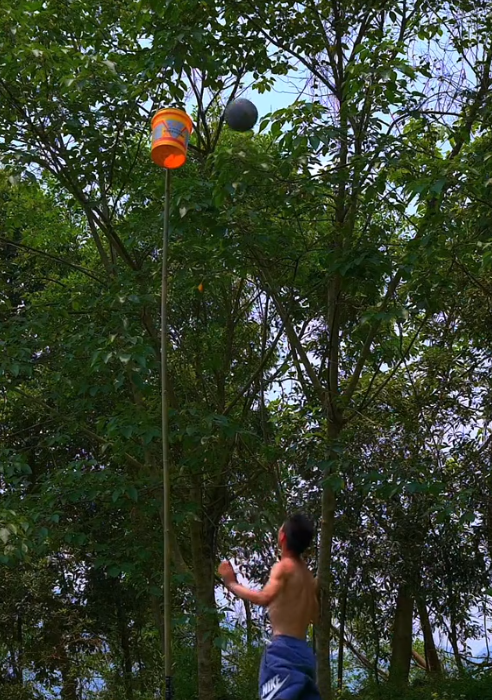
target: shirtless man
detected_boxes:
[218,513,321,700]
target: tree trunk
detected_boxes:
[412,649,427,670]
[337,544,357,690]
[486,473,492,558]
[244,600,253,650]
[116,598,134,700]
[316,441,338,698]
[370,589,381,686]
[449,612,465,677]
[417,599,442,676]
[388,585,414,685]
[315,182,344,694]
[190,518,222,700]
[15,612,23,685]
[331,624,388,681]
[151,596,165,655]
[60,646,78,700]
[336,589,347,690]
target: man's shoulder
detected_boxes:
[274,557,311,577]
[271,558,295,576]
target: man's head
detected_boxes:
[278,513,314,556]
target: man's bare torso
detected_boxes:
[268,557,318,639]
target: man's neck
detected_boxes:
[281,549,301,561]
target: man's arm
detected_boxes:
[220,561,286,607]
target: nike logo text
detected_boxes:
[261,674,289,700]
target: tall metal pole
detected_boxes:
[161,167,172,700]
[152,105,192,700]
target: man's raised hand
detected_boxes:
[218,560,237,587]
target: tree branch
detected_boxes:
[257,264,325,403]
[330,623,389,680]
[350,314,428,418]
[342,272,401,404]
[0,237,105,285]
[10,388,144,472]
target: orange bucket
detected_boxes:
[151,108,193,169]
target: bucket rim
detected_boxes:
[151,108,193,133]
[151,138,187,154]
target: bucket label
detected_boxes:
[153,119,189,146]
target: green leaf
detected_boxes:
[127,486,138,502]
[121,425,133,439]
[143,427,160,444]
[322,475,345,492]
[430,178,446,194]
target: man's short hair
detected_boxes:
[283,513,314,555]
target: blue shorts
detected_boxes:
[259,635,321,700]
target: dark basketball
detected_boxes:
[224,99,259,132]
